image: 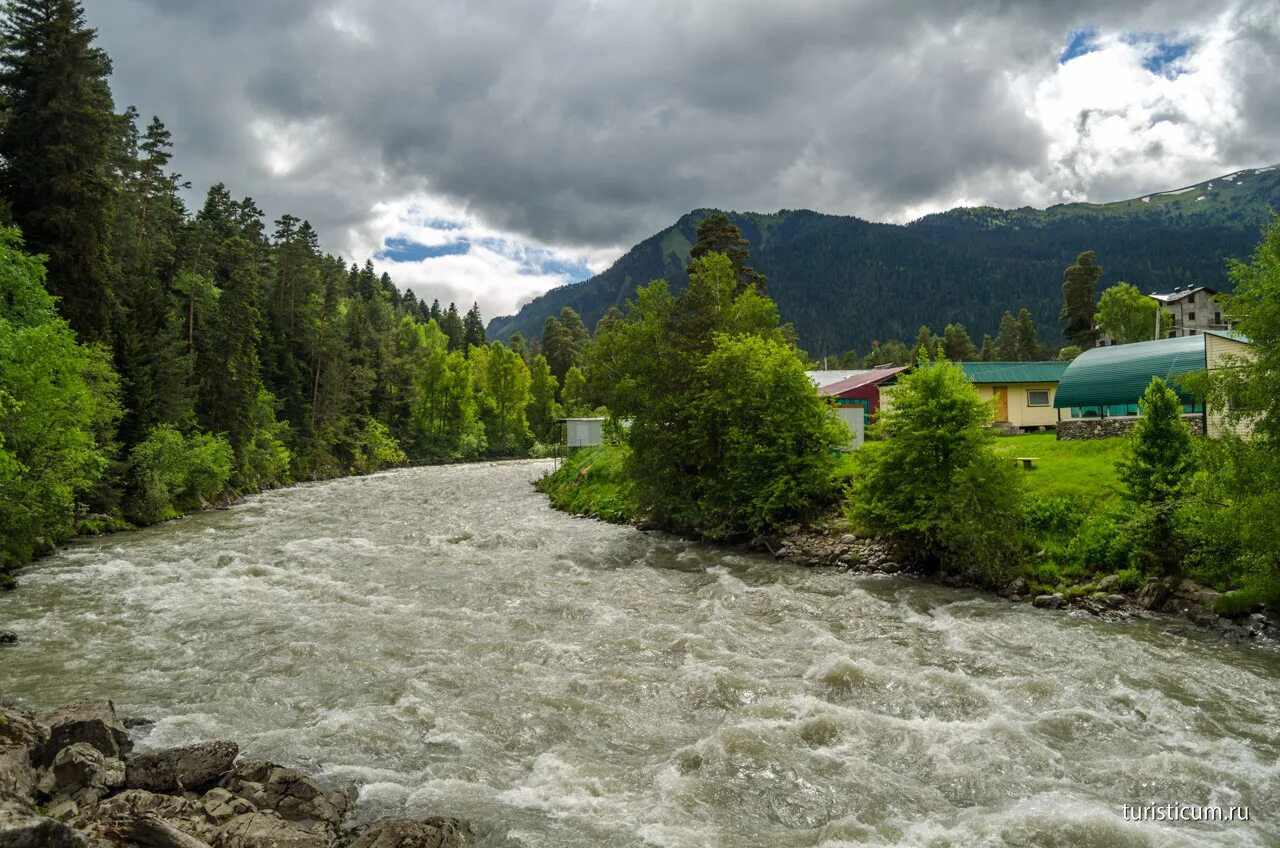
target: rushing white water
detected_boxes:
[2,460,1278,847]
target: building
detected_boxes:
[562,417,605,447]
[954,362,1069,430]
[877,362,1069,432]
[807,370,870,390]
[1053,331,1252,439]
[1149,286,1228,338]
[812,367,909,428]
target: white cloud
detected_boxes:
[346,195,618,321]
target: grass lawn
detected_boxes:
[991,432,1126,504]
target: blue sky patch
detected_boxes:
[1137,37,1191,76]
[1060,28,1097,63]
[378,236,470,262]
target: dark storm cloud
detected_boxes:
[90,0,1279,253]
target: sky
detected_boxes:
[90,0,1280,322]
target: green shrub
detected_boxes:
[1064,512,1136,574]
[127,425,234,524]
[848,357,1024,586]
[1114,567,1143,592]
[352,419,407,473]
[1023,495,1084,537]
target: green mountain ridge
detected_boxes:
[487,166,1280,354]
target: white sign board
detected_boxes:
[834,407,865,450]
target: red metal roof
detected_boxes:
[818,366,909,396]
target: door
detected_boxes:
[994,387,1009,422]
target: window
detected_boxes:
[1188,311,1196,321]
[1214,311,1222,325]
[1027,390,1050,407]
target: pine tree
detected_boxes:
[1120,377,1194,573]
[1061,250,1102,350]
[1014,309,1043,361]
[910,325,940,361]
[687,212,767,295]
[462,302,486,349]
[440,302,464,351]
[978,334,995,361]
[542,312,580,386]
[942,323,977,361]
[0,0,117,341]
[993,311,1020,361]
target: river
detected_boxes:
[1,460,1277,847]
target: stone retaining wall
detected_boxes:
[1057,414,1204,440]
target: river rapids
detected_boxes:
[1,460,1277,847]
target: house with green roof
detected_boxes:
[881,361,1070,431]
[954,362,1070,430]
[1054,330,1253,439]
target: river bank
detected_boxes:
[762,514,1280,646]
[2,460,1278,846]
[0,697,471,847]
[538,446,1280,649]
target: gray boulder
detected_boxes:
[200,788,256,823]
[1032,593,1066,610]
[51,742,125,802]
[215,811,331,848]
[126,741,239,793]
[84,788,218,844]
[0,631,16,645]
[39,699,131,766]
[1135,579,1171,611]
[223,760,352,829]
[1095,574,1120,593]
[342,817,473,848]
[0,795,93,848]
[0,706,46,800]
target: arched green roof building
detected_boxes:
[1054,331,1250,426]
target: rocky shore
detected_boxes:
[0,698,470,848]
[753,518,1280,647]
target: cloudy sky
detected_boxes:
[91,0,1279,321]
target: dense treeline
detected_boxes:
[0,0,565,579]
[489,170,1280,355]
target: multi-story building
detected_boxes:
[1149,286,1228,337]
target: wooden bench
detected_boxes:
[1014,456,1039,470]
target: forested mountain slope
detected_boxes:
[488,166,1280,354]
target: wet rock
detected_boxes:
[43,795,79,821]
[103,812,214,848]
[1105,594,1129,609]
[223,760,352,829]
[127,741,239,793]
[1172,578,1221,611]
[216,811,330,848]
[39,699,131,766]
[200,788,256,822]
[0,630,16,645]
[342,817,474,848]
[1134,580,1170,612]
[1095,575,1120,593]
[121,716,155,730]
[878,561,900,574]
[0,796,92,848]
[86,788,217,844]
[1004,577,1028,599]
[51,741,125,801]
[1032,593,1066,610]
[0,705,46,800]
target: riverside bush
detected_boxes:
[353,419,407,473]
[127,425,234,524]
[848,355,1024,585]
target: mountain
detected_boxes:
[487,166,1280,354]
